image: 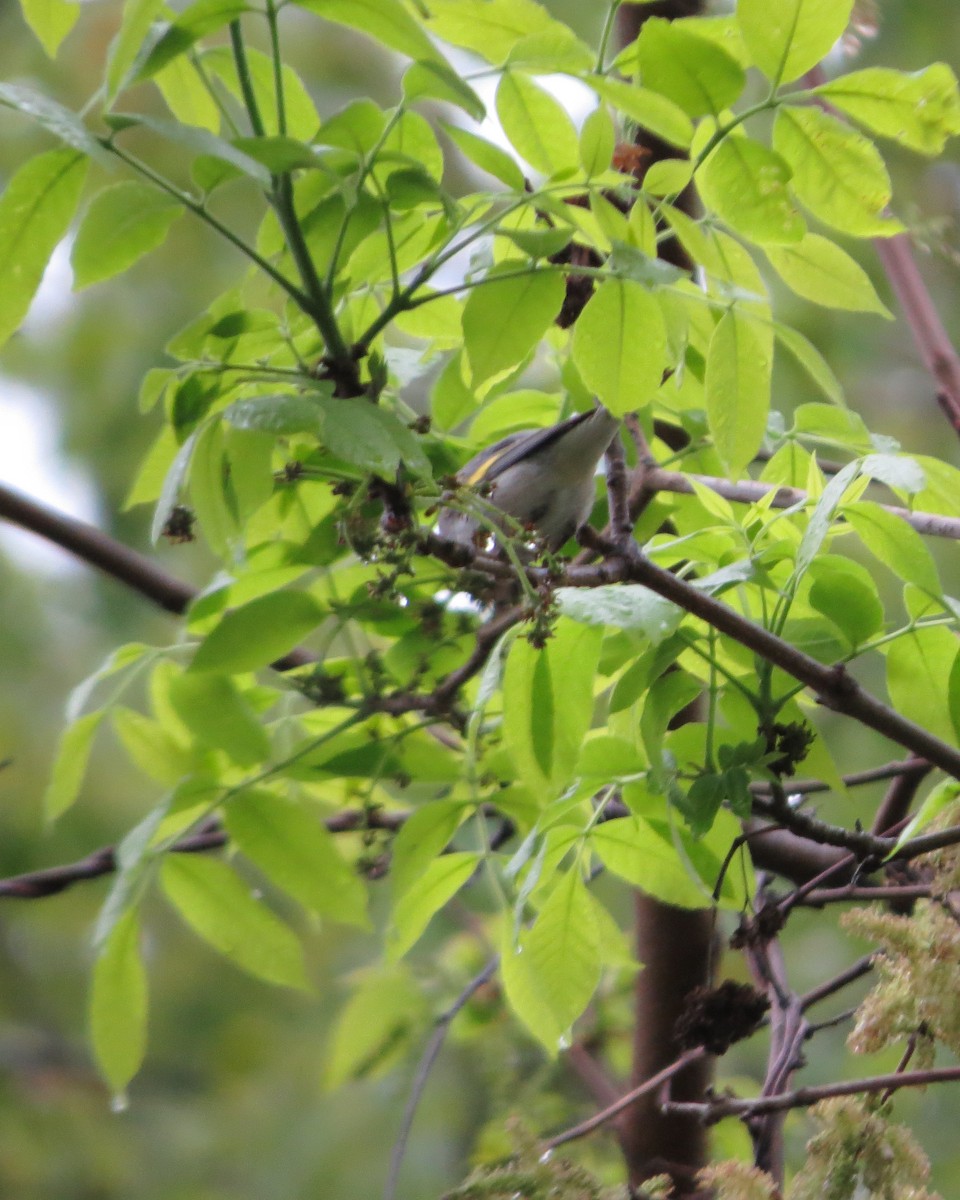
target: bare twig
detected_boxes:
[660,1064,960,1122]
[545,1048,707,1150]
[800,955,876,1012]
[0,808,406,900]
[383,956,499,1200]
[642,465,960,541]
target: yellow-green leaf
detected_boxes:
[706,308,771,479]
[89,909,148,1095]
[161,854,309,989]
[571,278,667,416]
[765,234,891,316]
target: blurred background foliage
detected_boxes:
[0,1,958,1197]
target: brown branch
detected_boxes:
[642,466,960,541]
[872,234,960,441]
[0,808,406,900]
[801,883,933,906]
[871,760,932,835]
[0,481,196,614]
[604,427,633,548]
[544,1048,707,1150]
[551,546,960,781]
[800,955,876,1011]
[660,1064,960,1122]
[751,758,930,800]
[0,481,316,671]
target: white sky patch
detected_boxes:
[1,235,99,574]
[0,378,101,574]
[431,49,597,293]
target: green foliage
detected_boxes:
[4,0,960,1192]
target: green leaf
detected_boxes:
[585,77,694,150]
[43,710,106,822]
[495,72,578,176]
[571,278,667,416]
[697,134,804,245]
[112,707,199,785]
[462,266,564,385]
[225,790,369,926]
[592,815,709,908]
[807,555,884,649]
[105,0,166,99]
[135,0,250,79]
[402,60,485,121]
[296,0,444,63]
[108,113,272,187]
[20,0,80,57]
[323,966,424,1089]
[597,797,751,909]
[705,308,771,479]
[772,321,844,405]
[772,106,902,238]
[422,0,571,65]
[388,852,479,958]
[0,148,87,350]
[190,591,324,673]
[441,122,526,189]
[844,501,942,598]
[507,27,594,73]
[640,671,702,775]
[167,672,270,765]
[0,84,108,162]
[71,182,182,289]
[886,627,959,746]
[632,17,746,117]
[861,453,926,496]
[501,869,601,1053]
[316,396,411,473]
[816,64,960,156]
[154,54,221,132]
[230,135,321,173]
[201,47,320,142]
[502,619,602,801]
[579,105,616,178]
[390,801,467,900]
[890,778,960,856]
[794,459,862,577]
[89,909,148,1095]
[556,585,681,643]
[189,418,236,556]
[765,234,890,316]
[224,393,325,434]
[161,854,309,989]
[791,401,871,451]
[737,0,855,85]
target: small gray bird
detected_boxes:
[438,405,620,551]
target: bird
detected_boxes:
[438,404,620,552]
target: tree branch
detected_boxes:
[660,1064,960,1122]
[0,808,406,900]
[545,1048,707,1150]
[554,546,960,781]
[642,465,960,541]
[384,956,500,1200]
[0,481,315,670]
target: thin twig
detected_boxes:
[660,1064,960,1122]
[383,956,499,1200]
[544,1049,706,1149]
[642,465,960,541]
[0,809,406,900]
